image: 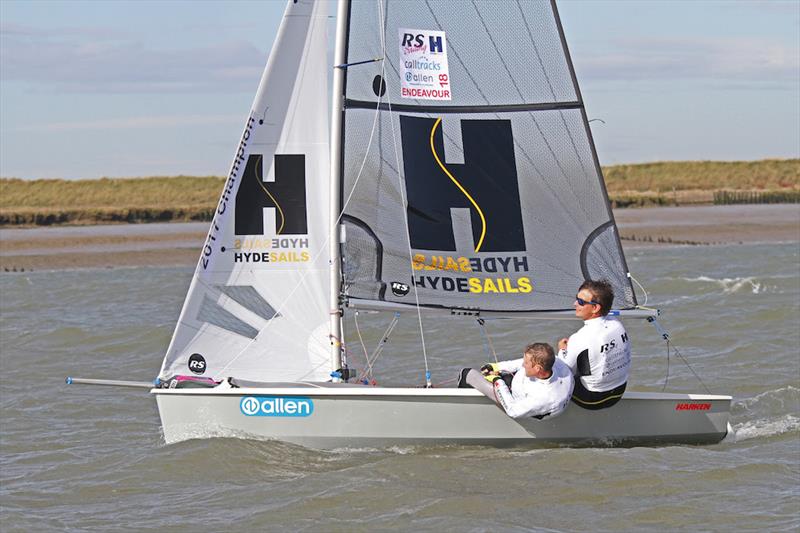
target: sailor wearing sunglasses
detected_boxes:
[557,279,631,410]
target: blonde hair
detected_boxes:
[524,343,555,372]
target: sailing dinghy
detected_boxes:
[79,0,732,448]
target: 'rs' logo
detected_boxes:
[235,154,308,236]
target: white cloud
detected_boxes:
[17,114,243,132]
[576,37,799,84]
[0,23,265,93]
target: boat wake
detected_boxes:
[730,386,799,442]
[734,385,799,413]
[681,276,765,294]
[731,414,799,442]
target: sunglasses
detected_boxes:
[575,295,599,306]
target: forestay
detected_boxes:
[340,0,636,314]
[159,0,331,383]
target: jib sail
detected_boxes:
[159,0,331,383]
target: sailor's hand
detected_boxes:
[558,338,568,351]
[492,376,506,387]
[480,364,494,375]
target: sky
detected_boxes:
[0,0,798,180]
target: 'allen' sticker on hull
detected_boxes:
[240,396,314,417]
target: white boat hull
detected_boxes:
[154,385,731,449]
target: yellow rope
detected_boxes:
[254,154,285,235]
[429,118,487,253]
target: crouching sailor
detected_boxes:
[458,343,574,419]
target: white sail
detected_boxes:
[159,0,331,383]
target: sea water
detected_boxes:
[1,242,798,531]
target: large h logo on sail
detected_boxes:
[400,116,525,252]
[235,154,308,236]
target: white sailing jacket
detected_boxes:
[493,358,574,419]
[558,316,631,392]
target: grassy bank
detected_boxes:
[1,159,798,226]
[603,159,799,207]
[603,159,798,191]
[0,176,221,226]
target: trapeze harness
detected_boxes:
[558,315,631,410]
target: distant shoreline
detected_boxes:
[1,205,797,272]
[2,160,797,227]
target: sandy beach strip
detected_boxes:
[0,205,798,271]
[0,222,208,271]
[613,204,800,246]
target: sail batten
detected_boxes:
[344,100,583,113]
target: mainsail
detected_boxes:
[159,0,331,382]
[339,0,636,314]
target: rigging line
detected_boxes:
[253,154,286,235]
[476,318,499,363]
[352,311,372,377]
[338,15,388,223]
[630,274,649,307]
[661,339,671,392]
[648,318,712,394]
[362,312,400,379]
[357,312,400,381]
[382,1,431,387]
[335,57,383,69]
[672,344,712,395]
[429,117,487,253]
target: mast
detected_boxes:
[329,0,350,378]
